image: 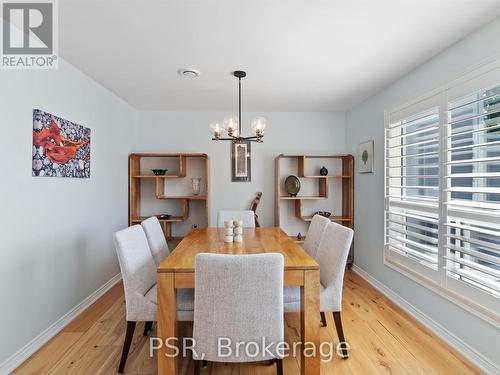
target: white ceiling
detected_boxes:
[60,0,500,112]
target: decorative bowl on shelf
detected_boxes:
[151,169,168,176]
[285,175,301,197]
[156,214,172,220]
[316,211,331,218]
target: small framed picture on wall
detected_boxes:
[358,140,374,173]
[231,141,251,182]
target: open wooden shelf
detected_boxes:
[129,153,209,240]
[276,153,354,265]
[301,216,352,222]
[156,195,208,200]
[130,216,185,224]
[303,175,352,179]
[132,175,182,179]
[280,196,327,200]
[293,199,353,223]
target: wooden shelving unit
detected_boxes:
[275,154,354,264]
[129,153,209,240]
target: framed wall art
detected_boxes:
[231,141,251,182]
[358,140,374,173]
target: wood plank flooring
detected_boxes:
[13,270,481,375]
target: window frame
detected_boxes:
[384,59,500,328]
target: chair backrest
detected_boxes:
[217,210,256,228]
[193,253,284,362]
[302,214,330,259]
[113,225,157,318]
[316,222,353,299]
[141,216,170,266]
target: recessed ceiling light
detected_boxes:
[179,68,200,78]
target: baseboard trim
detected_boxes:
[351,264,500,375]
[0,273,122,375]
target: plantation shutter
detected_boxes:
[385,65,500,322]
[385,96,441,281]
[445,72,500,312]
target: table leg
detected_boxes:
[158,272,176,374]
[301,269,320,375]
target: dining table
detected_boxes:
[157,227,321,375]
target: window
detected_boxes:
[385,64,500,324]
[386,104,440,281]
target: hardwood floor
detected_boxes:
[13,270,481,375]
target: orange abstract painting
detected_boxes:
[32,109,91,177]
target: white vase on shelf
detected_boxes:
[191,177,201,196]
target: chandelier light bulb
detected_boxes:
[223,116,238,136]
[251,117,267,137]
[209,121,223,139]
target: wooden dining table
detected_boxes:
[157,227,321,375]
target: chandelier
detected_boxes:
[209,71,266,143]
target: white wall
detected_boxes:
[0,59,136,366]
[346,18,500,370]
[135,111,346,232]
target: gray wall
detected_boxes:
[135,111,346,229]
[345,18,500,369]
[0,59,136,365]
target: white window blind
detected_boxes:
[384,64,500,323]
[445,84,500,309]
[385,106,440,278]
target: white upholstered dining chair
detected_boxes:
[113,225,194,373]
[141,216,170,266]
[217,210,256,228]
[302,214,331,259]
[192,253,284,375]
[284,222,354,358]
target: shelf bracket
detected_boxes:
[179,155,187,177]
[155,177,165,198]
[318,177,328,198]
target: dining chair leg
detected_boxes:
[276,358,283,375]
[332,312,349,359]
[118,321,136,373]
[143,321,153,336]
[194,360,201,375]
[320,312,327,327]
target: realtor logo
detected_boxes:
[1,0,58,69]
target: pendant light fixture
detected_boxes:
[209,71,266,143]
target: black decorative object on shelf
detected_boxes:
[316,211,331,218]
[320,166,328,176]
[156,214,172,220]
[151,169,168,176]
[285,175,301,197]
